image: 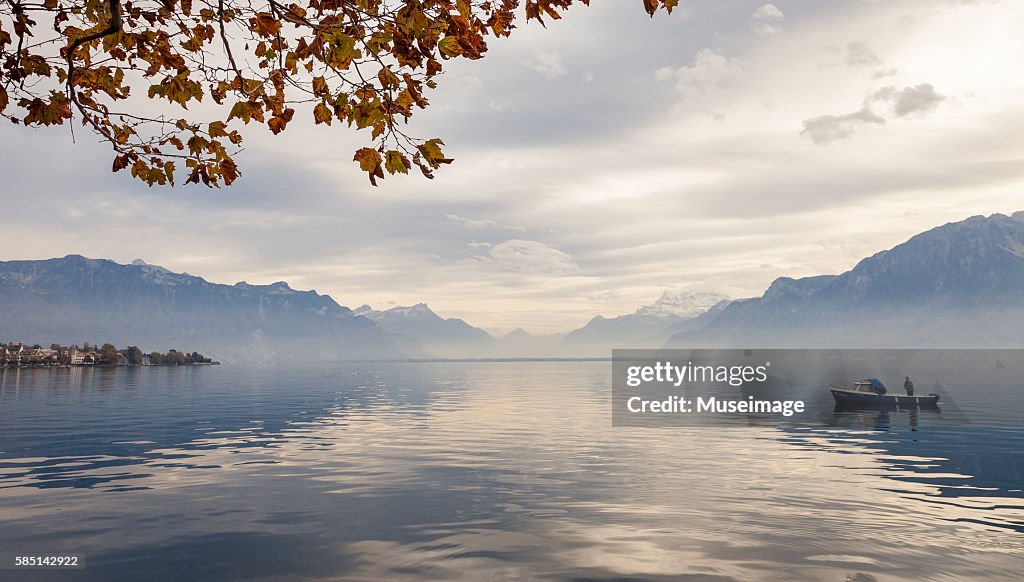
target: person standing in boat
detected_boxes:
[903,376,915,396]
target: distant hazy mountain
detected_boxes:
[501,328,534,343]
[563,291,731,352]
[658,298,735,337]
[0,256,410,361]
[667,212,1024,348]
[495,328,568,358]
[353,303,495,357]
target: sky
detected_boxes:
[2,0,1023,334]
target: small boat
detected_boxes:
[830,378,940,408]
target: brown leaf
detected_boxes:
[250,13,282,38]
[313,103,333,125]
[312,76,329,97]
[353,147,385,185]
[220,158,240,185]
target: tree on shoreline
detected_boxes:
[99,342,119,364]
[0,341,215,366]
[125,345,145,365]
[1,0,679,186]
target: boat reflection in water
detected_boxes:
[828,405,941,431]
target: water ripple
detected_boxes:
[0,362,1021,580]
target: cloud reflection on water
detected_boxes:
[0,363,1021,580]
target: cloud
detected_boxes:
[446,214,524,231]
[872,83,946,117]
[655,49,742,100]
[844,41,881,66]
[585,290,621,303]
[803,83,946,144]
[485,240,580,274]
[488,101,513,112]
[522,51,566,79]
[748,4,785,36]
[801,107,886,144]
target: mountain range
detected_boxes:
[0,256,405,361]
[3,211,1021,358]
[353,303,496,357]
[666,211,1024,348]
[562,291,731,350]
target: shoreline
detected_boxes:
[1,362,220,369]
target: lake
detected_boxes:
[1,359,1022,580]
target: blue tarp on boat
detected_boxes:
[864,378,887,394]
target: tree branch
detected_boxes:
[65,0,122,107]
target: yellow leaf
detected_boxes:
[385,150,410,175]
[227,101,252,123]
[438,36,462,58]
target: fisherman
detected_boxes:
[903,376,915,396]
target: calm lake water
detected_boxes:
[0,359,1022,581]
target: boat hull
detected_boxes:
[830,388,940,408]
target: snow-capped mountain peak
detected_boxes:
[386,303,434,317]
[356,303,437,319]
[634,290,730,320]
[353,302,495,355]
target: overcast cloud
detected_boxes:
[2,0,1023,333]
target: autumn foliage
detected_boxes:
[1,0,679,186]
